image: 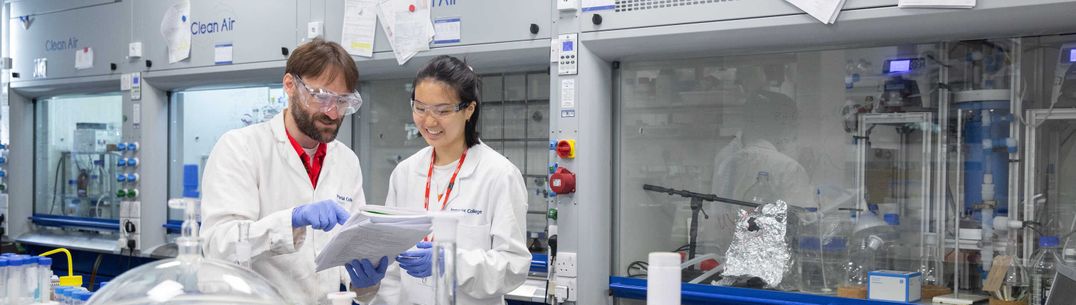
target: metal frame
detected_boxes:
[855,112,939,284]
[934,42,951,287]
[855,112,935,218]
[1023,108,1076,260]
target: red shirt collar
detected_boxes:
[285,127,328,188]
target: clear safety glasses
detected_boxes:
[293,74,363,116]
[411,99,471,118]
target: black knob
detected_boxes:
[145,60,153,68]
[11,72,19,78]
[529,23,540,35]
[592,14,603,25]
[110,63,117,71]
[281,47,290,56]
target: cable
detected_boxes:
[89,253,103,290]
[626,261,649,278]
[49,155,65,215]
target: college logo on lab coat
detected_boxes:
[336,194,354,202]
[449,208,482,216]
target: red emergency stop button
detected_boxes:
[556,139,576,159]
[549,167,576,195]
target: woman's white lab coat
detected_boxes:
[366,142,531,305]
[200,113,366,305]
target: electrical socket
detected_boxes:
[555,252,577,277]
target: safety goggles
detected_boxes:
[293,74,363,116]
[410,99,470,118]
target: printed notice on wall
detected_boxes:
[214,43,233,65]
[342,0,378,57]
[560,78,576,109]
[378,0,434,65]
[432,17,461,45]
[161,0,192,63]
[74,47,93,70]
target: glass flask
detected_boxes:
[432,214,459,305]
[85,198,290,305]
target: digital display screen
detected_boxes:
[562,41,574,52]
[1070,49,1076,63]
[888,59,912,73]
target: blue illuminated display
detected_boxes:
[562,41,574,52]
[888,60,911,73]
[1070,49,1076,63]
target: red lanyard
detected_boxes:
[423,148,468,211]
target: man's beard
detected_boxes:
[292,98,342,143]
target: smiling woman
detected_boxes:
[364,55,532,305]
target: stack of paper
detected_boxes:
[898,0,975,9]
[314,206,432,272]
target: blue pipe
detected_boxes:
[30,214,120,231]
[609,276,916,305]
[958,100,1011,218]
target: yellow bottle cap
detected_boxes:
[58,275,83,287]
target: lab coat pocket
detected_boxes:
[456,222,493,251]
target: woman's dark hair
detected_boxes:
[413,55,482,147]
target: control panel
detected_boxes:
[557,34,578,76]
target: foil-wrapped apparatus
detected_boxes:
[716,201,798,288]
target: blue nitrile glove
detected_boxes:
[291,199,349,231]
[346,256,389,288]
[396,241,436,278]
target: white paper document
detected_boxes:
[785,0,847,24]
[74,47,93,70]
[342,0,379,57]
[898,0,975,8]
[33,58,46,78]
[160,0,192,63]
[314,206,432,272]
[378,0,434,65]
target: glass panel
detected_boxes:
[528,72,550,101]
[168,86,285,222]
[481,75,503,102]
[364,79,427,206]
[505,73,526,102]
[34,94,124,220]
[504,103,527,140]
[615,44,953,294]
[613,35,1076,300]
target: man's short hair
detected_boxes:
[285,38,359,92]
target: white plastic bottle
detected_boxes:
[9,256,26,305]
[38,257,53,303]
[0,256,9,305]
[25,257,38,303]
